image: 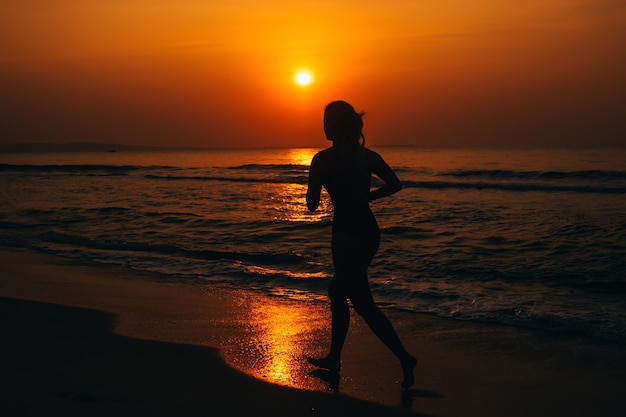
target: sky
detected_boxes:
[1,0,625,148]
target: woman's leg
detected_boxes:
[309,233,416,387]
[307,234,353,372]
[349,287,416,388]
[307,277,348,372]
[346,236,417,388]
[328,277,350,363]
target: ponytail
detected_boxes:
[324,101,365,164]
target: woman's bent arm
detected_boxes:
[306,156,323,211]
[369,151,402,201]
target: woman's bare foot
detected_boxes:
[306,356,340,373]
[401,355,417,389]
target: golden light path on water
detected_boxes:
[266,148,332,223]
[216,147,335,388]
[286,148,317,167]
[220,295,332,390]
[251,302,310,385]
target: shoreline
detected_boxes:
[2,247,626,416]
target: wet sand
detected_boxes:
[2,247,626,416]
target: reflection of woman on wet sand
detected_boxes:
[306,100,417,389]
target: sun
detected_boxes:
[294,70,313,86]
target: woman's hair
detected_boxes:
[324,100,365,161]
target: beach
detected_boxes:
[2,247,625,417]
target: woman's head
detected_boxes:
[323,100,365,148]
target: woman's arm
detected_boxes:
[306,155,323,211]
[368,151,402,201]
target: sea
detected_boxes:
[1,147,625,344]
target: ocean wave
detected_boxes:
[0,163,145,175]
[402,180,626,194]
[228,163,307,172]
[145,164,309,184]
[0,163,307,173]
[38,231,306,266]
[3,163,624,180]
[144,174,308,185]
[147,173,626,193]
[142,165,625,193]
[6,162,623,194]
[439,168,626,181]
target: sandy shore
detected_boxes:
[2,247,626,416]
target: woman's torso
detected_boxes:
[318,147,379,237]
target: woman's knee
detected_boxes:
[328,278,346,300]
[349,293,378,317]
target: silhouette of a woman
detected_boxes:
[306,100,416,389]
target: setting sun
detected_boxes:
[294,70,313,86]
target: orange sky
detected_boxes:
[1,0,625,148]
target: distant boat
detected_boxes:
[107,148,116,152]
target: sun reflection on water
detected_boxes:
[263,147,333,223]
[244,298,326,387]
[268,183,323,223]
[234,150,332,385]
[286,148,318,167]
